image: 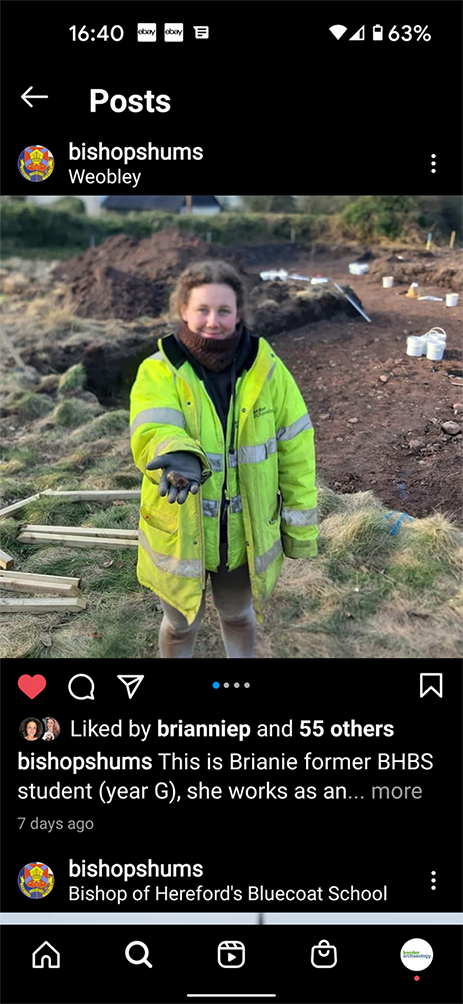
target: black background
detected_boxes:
[1,923,462,1003]
[1,2,462,193]
[2,667,461,914]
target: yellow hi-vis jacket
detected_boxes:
[130,333,317,626]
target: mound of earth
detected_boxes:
[368,250,462,291]
[54,232,246,321]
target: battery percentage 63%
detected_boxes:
[389,25,431,41]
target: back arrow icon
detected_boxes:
[21,86,49,108]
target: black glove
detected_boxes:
[146,451,202,505]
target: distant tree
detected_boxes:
[51,196,86,214]
[341,195,418,239]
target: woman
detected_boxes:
[21,719,42,741]
[130,260,317,659]
[42,717,60,740]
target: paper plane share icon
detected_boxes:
[117,675,144,699]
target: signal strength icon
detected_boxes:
[117,675,144,699]
[349,25,365,41]
[329,25,347,40]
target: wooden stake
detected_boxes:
[0,578,79,597]
[449,230,456,249]
[0,596,87,612]
[0,548,14,570]
[21,525,138,539]
[0,570,81,586]
[185,195,192,215]
[18,532,138,548]
[0,491,52,519]
[44,490,141,501]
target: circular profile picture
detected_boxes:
[19,717,44,742]
[42,716,60,741]
[400,938,433,971]
[18,862,55,899]
[17,146,54,182]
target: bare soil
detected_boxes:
[3,238,462,522]
[255,249,462,522]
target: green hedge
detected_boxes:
[0,201,336,250]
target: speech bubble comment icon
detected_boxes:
[68,674,95,700]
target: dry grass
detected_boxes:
[0,355,462,659]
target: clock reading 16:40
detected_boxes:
[69,26,124,42]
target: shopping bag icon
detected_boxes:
[311,939,337,968]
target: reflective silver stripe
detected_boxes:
[147,351,163,361]
[138,528,201,578]
[206,453,223,472]
[202,499,220,517]
[239,439,277,464]
[267,362,276,381]
[276,413,312,441]
[254,537,283,574]
[281,507,318,527]
[229,451,238,468]
[229,494,242,514]
[130,407,186,436]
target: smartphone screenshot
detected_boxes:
[1,2,462,1003]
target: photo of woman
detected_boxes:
[19,718,43,741]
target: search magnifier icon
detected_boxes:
[125,941,152,969]
[68,674,95,700]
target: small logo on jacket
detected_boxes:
[253,406,273,419]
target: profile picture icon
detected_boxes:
[19,717,43,742]
[17,146,54,182]
[42,716,60,741]
[18,862,55,899]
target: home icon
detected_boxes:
[32,941,60,968]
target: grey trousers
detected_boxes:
[159,544,257,659]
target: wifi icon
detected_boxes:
[329,24,347,39]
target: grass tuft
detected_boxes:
[58,363,86,392]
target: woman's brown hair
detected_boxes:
[171,260,247,321]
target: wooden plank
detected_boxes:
[18,533,138,549]
[0,570,81,586]
[0,490,51,519]
[0,548,14,570]
[44,490,141,501]
[0,579,79,597]
[21,525,138,539]
[0,596,87,612]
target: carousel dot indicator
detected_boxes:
[223,682,230,688]
[212,682,220,689]
[234,682,240,688]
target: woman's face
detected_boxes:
[47,718,55,730]
[181,284,239,338]
[26,722,37,738]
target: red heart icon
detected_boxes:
[18,675,47,699]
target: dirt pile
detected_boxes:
[367,249,462,291]
[250,280,365,335]
[54,232,245,321]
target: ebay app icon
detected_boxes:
[164,23,183,41]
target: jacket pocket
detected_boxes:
[140,504,178,536]
[268,491,283,525]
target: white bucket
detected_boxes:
[407,336,427,356]
[426,341,445,361]
[382,276,394,288]
[426,334,446,348]
[445,293,459,307]
[424,327,446,343]
[349,263,369,275]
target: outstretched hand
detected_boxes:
[146,451,201,505]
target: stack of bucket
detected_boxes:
[406,327,447,360]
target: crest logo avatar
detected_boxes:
[18,146,54,182]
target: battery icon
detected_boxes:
[373,24,383,40]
